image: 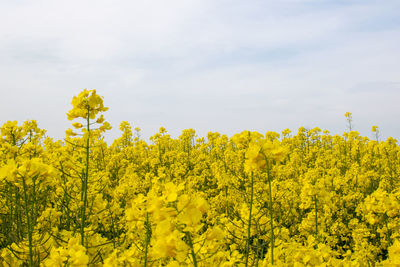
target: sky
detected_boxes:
[0,0,399,142]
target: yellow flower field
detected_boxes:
[1,90,399,266]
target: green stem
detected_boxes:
[22,176,33,267]
[384,214,392,246]
[144,212,151,267]
[314,195,318,240]
[16,190,24,241]
[81,110,90,247]
[245,172,254,267]
[8,185,14,242]
[267,166,274,265]
[186,232,198,267]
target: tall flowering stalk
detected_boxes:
[245,138,287,265]
[65,89,111,247]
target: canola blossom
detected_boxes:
[0,90,400,266]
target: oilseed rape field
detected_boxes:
[0,90,399,266]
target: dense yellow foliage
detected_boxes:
[0,90,399,266]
